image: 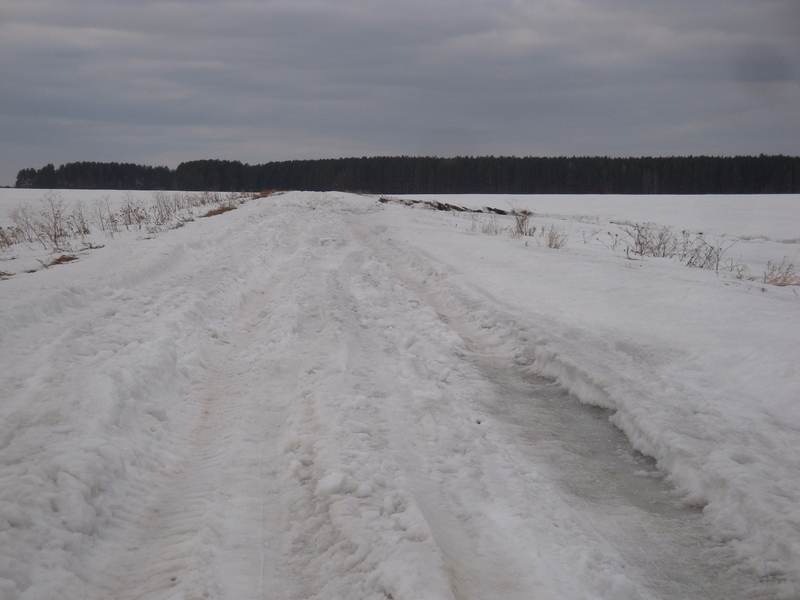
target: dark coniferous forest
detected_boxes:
[15,155,800,194]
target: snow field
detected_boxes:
[404,193,800,280]
[0,189,797,598]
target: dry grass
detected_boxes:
[541,224,569,249]
[762,257,800,286]
[0,227,13,251]
[200,205,237,218]
[42,254,78,268]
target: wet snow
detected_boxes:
[0,190,798,599]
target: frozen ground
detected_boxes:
[0,190,798,599]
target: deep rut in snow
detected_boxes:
[470,352,777,600]
[353,215,779,600]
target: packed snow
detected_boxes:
[0,189,798,599]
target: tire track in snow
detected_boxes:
[82,196,467,600]
[340,217,634,599]
[0,204,287,599]
[59,199,309,599]
[351,210,779,600]
[253,205,460,600]
[285,204,608,598]
[85,276,295,599]
[10,193,777,598]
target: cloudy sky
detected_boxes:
[1,0,799,186]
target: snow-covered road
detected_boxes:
[1,191,796,599]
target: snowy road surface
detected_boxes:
[1,192,798,599]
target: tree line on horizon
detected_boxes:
[15,155,800,194]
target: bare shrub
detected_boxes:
[512,211,537,238]
[150,190,175,225]
[120,192,148,230]
[681,235,734,272]
[620,222,678,258]
[93,196,120,235]
[617,223,735,272]
[69,201,91,238]
[763,257,800,286]
[34,192,71,251]
[172,192,194,221]
[197,191,222,206]
[541,224,568,249]
[9,203,38,243]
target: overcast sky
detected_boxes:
[1,0,799,186]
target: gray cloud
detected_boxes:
[1,0,798,185]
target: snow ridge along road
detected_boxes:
[0,191,793,599]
